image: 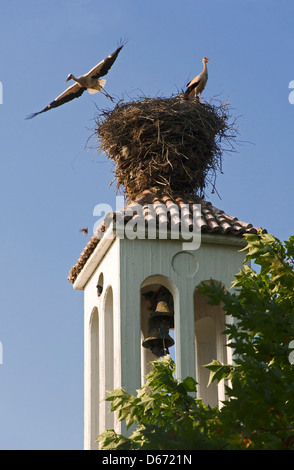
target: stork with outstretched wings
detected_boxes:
[26,40,126,119]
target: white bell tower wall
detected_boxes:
[80,230,246,450]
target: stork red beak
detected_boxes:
[65,75,71,82]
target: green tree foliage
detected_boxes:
[97,233,294,450]
[97,356,221,450]
[201,233,294,449]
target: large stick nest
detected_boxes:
[95,95,237,201]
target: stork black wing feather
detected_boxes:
[90,44,125,79]
[26,86,86,119]
[185,80,200,94]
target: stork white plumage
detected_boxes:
[26,41,126,119]
[184,57,210,100]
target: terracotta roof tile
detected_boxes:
[68,190,266,284]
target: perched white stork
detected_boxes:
[26,41,126,119]
[184,57,210,100]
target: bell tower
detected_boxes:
[68,96,264,450]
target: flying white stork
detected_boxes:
[184,57,210,100]
[26,41,126,119]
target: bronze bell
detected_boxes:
[142,295,174,357]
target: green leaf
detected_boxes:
[181,376,198,393]
[204,360,235,386]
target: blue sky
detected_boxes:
[1,0,294,450]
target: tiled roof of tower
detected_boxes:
[68,190,266,284]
